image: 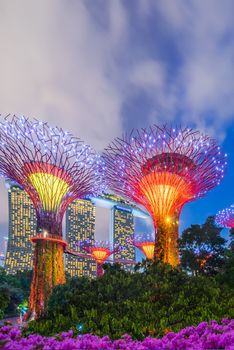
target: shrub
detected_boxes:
[26,262,234,339]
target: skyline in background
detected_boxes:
[0,0,234,249]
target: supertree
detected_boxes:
[215,205,234,228]
[80,240,121,277]
[131,233,155,260]
[0,115,104,317]
[103,126,227,266]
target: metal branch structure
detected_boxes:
[79,240,121,277]
[0,115,104,317]
[103,125,227,266]
[131,233,155,260]
[215,205,234,228]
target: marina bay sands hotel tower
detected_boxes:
[4,181,37,273]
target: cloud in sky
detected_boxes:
[126,0,234,137]
[0,0,127,150]
[0,0,234,143]
[0,0,234,242]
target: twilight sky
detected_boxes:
[0,0,234,250]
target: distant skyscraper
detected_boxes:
[112,205,135,269]
[66,199,96,277]
[5,183,36,274]
[3,236,8,255]
[0,253,5,267]
[0,236,8,268]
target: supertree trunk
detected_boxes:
[154,212,179,266]
[29,235,66,318]
[96,263,104,277]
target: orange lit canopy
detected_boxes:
[24,162,71,211]
[90,247,112,264]
[135,242,155,260]
[138,153,196,221]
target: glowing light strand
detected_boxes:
[215,205,234,228]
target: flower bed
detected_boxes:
[0,319,233,349]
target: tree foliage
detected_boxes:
[0,268,32,318]
[26,261,234,339]
[0,287,10,319]
[179,216,227,275]
[230,228,234,251]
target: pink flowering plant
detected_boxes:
[0,319,234,349]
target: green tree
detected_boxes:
[0,268,31,317]
[216,228,234,288]
[230,228,234,251]
[14,270,32,298]
[0,287,10,319]
[179,216,226,275]
[0,284,23,316]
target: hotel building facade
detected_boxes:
[112,205,135,268]
[65,199,96,277]
[5,183,37,274]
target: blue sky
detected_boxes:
[0,0,234,249]
[180,127,234,239]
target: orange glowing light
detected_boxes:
[138,172,195,219]
[137,242,155,260]
[91,247,111,263]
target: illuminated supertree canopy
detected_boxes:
[80,240,121,277]
[131,233,155,260]
[103,125,227,266]
[0,115,104,317]
[215,205,234,228]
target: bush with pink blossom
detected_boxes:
[0,319,233,349]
